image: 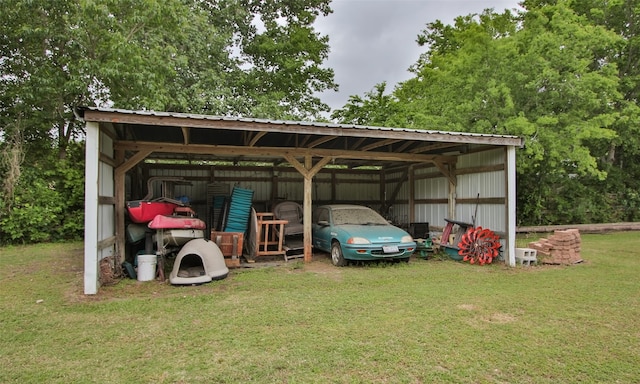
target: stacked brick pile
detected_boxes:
[528,229,583,265]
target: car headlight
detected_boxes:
[401,235,414,243]
[347,237,371,244]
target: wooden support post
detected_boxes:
[284,153,332,263]
[408,165,415,223]
[114,149,153,263]
[303,156,313,262]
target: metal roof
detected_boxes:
[77,107,523,168]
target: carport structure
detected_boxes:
[79,107,524,294]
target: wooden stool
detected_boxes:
[256,212,288,258]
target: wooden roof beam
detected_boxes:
[114,141,455,164]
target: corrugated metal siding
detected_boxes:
[99,162,113,197]
[414,204,449,232]
[99,204,114,243]
[406,149,507,234]
[457,171,504,200]
[457,149,504,168]
[381,170,407,226]
[275,171,304,201]
[386,204,410,227]
[335,182,379,201]
[314,171,380,203]
[412,167,448,230]
[454,204,506,231]
[414,176,449,200]
[99,131,113,157]
[455,149,506,233]
[384,171,408,200]
[139,148,508,234]
[98,131,114,259]
[312,173,332,201]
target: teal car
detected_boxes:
[312,205,416,266]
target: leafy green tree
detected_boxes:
[0,0,335,157]
[331,82,403,126]
[229,0,337,119]
[0,0,336,244]
[545,0,640,220]
[0,140,85,244]
[334,3,626,225]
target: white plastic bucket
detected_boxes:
[137,254,157,282]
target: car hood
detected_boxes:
[338,224,411,243]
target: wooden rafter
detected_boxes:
[181,127,190,145]
[434,160,457,186]
[247,131,268,147]
[409,142,461,154]
[351,137,367,150]
[360,139,401,152]
[395,140,414,153]
[307,135,337,148]
[114,149,153,178]
[299,135,311,147]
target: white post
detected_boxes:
[506,146,517,267]
[84,122,100,294]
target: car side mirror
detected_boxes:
[318,220,329,226]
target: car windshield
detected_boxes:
[332,208,389,226]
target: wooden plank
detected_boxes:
[456,164,504,175]
[99,152,116,167]
[98,196,115,205]
[97,236,116,250]
[456,197,505,205]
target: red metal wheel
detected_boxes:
[457,226,501,265]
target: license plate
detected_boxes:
[382,245,399,253]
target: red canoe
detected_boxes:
[126,200,178,223]
[148,215,207,230]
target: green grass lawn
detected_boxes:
[1,233,639,383]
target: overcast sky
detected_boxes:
[314,0,522,112]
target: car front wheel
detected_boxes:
[331,242,347,267]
